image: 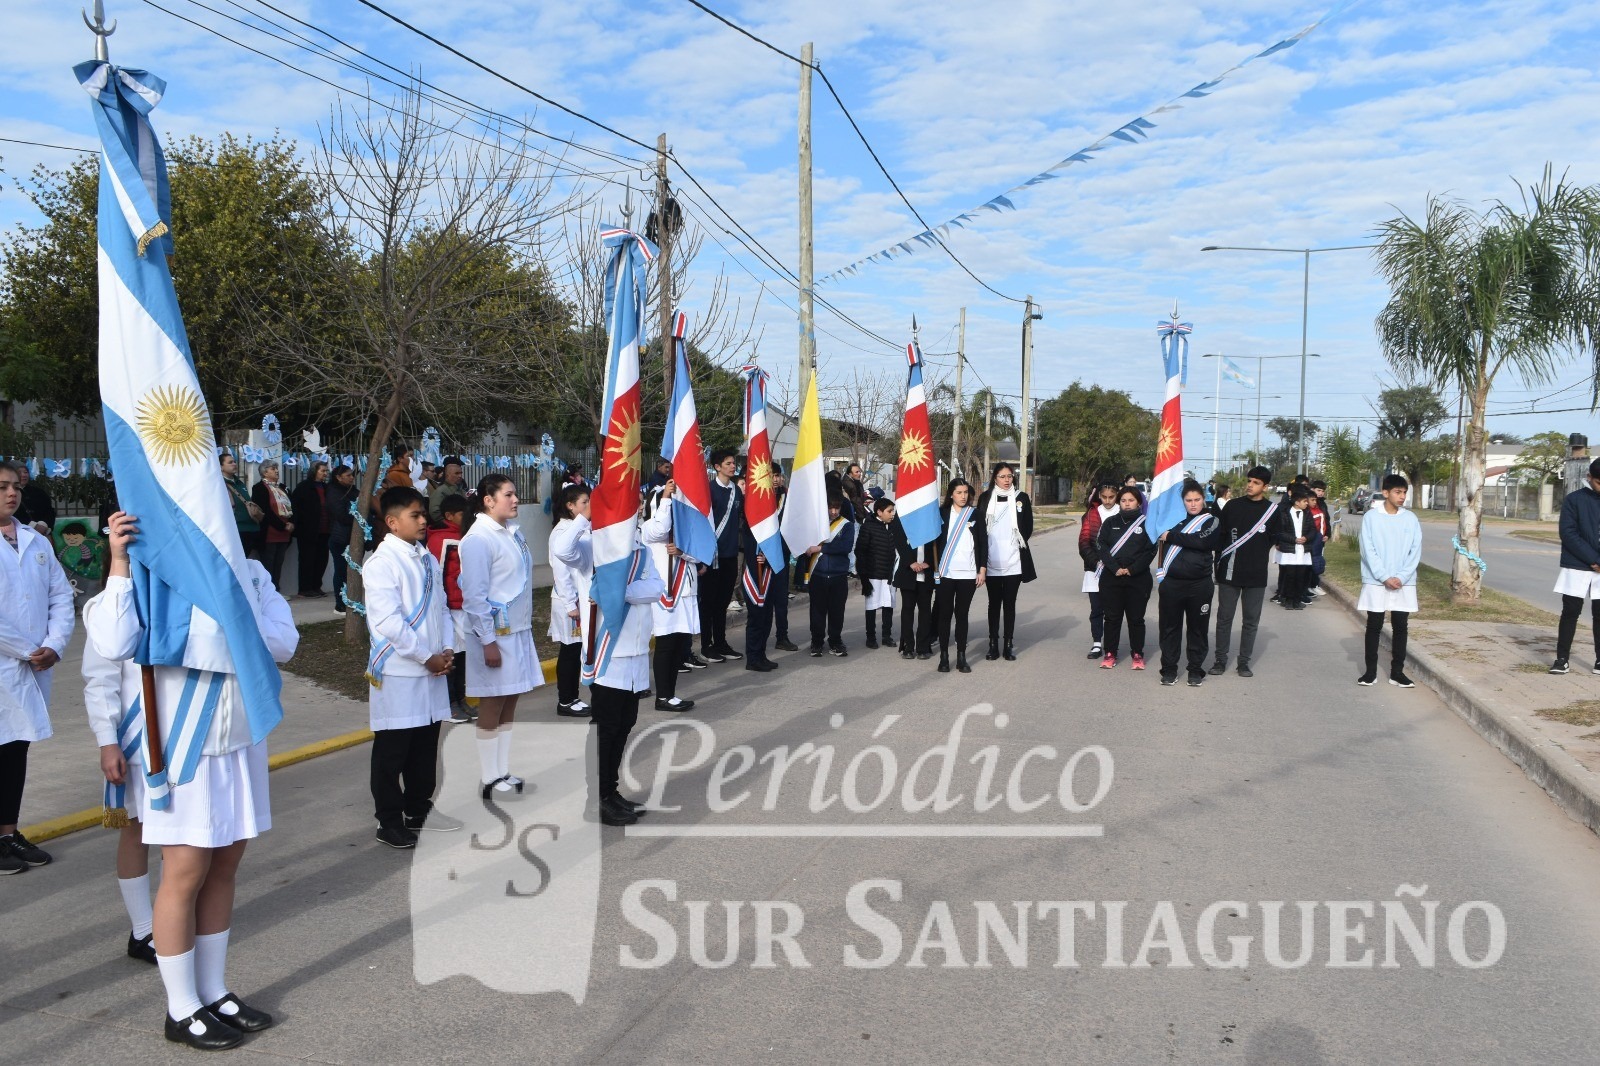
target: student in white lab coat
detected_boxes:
[547,483,593,718]
[641,480,699,712]
[0,460,75,875]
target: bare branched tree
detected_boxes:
[249,84,577,639]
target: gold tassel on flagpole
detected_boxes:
[102,806,130,829]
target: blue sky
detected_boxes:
[5,0,1600,475]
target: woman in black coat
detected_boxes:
[289,460,330,597]
[973,463,1035,661]
[931,479,988,673]
[1095,485,1157,670]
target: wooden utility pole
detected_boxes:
[798,42,816,386]
[952,307,965,477]
[655,133,674,402]
[1019,296,1036,493]
[983,390,993,477]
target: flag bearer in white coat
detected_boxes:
[459,474,544,798]
[83,632,158,963]
[89,512,298,1050]
[365,487,459,849]
[552,511,665,826]
[548,484,593,718]
[642,480,699,712]
[0,460,75,875]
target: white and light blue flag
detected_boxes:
[1221,357,1256,389]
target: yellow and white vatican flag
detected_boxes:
[780,369,830,555]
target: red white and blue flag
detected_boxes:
[662,311,716,567]
[585,226,655,683]
[896,335,941,547]
[1146,309,1192,541]
[738,364,785,571]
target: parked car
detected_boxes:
[1349,486,1373,514]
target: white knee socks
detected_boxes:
[497,725,513,779]
[156,948,203,1020]
[118,874,154,939]
[476,727,499,784]
[193,928,231,1006]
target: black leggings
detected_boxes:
[986,574,1022,643]
[556,641,582,704]
[1364,611,1410,675]
[934,579,977,652]
[0,740,28,826]
[1557,595,1600,662]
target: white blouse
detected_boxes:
[942,510,978,580]
[459,514,534,643]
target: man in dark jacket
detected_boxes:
[1157,481,1221,686]
[1552,458,1600,672]
[699,450,744,662]
[1210,466,1277,678]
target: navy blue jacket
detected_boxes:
[1560,484,1600,571]
[809,519,856,579]
[709,479,742,559]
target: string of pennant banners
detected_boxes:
[818,0,1354,287]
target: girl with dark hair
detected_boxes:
[427,493,473,722]
[641,480,699,711]
[1078,482,1119,659]
[459,474,543,797]
[546,483,593,717]
[932,479,987,673]
[975,462,1034,661]
[1096,486,1156,669]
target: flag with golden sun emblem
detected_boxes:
[585,226,656,682]
[737,364,785,570]
[79,57,284,779]
[896,336,941,547]
[1147,310,1193,541]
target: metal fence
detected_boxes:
[1421,481,1562,521]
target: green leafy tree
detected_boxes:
[1371,384,1452,495]
[1320,426,1373,500]
[1510,430,1569,484]
[1374,167,1600,603]
[0,134,331,421]
[1035,382,1158,491]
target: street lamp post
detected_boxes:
[1201,353,1318,471]
[1201,393,1283,473]
[1200,243,1375,473]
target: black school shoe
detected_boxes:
[774,639,800,652]
[127,932,157,964]
[206,993,274,1033]
[810,645,825,657]
[655,696,696,712]
[746,659,779,672]
[1159,674,1177,686]
[599,794,638,826]
[0,832,50,867]
[165,1008,243,1051]
[376,825,418,849]
[1187,674,1205,688]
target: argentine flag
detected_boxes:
[78,59,284,801]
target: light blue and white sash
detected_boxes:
[1096,514,1146,576]
[583,548,646,685]
[935,506,976,583]
[103,694,145,820]
[1155,513,1214,584]
[143,669,228,812]
[366,561,436,689]
[488,530,533,635]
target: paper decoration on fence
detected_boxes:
[240,444,267,463]
[419,428,443,467]
[260,414,282,446]
[817,0,1352,286]
[45,459,71,478]
[301,426,323,455]
[283,454,301,469]
[380,447,392,471]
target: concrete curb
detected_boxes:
[21,654,564,845]
[1321,577,1600,838]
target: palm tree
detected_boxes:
[929,385,1015,483]
[1373,168,1600,604]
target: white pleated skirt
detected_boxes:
[1554,566,1600,599]
[466,629,545,697]
[139,741,270,849]
[1357,583,1419,614]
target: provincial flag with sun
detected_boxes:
[79,57,284,763]
[896,333,941,547]
[738,364,785,572]
[586,226,657,682]
[1147,307,1193,541]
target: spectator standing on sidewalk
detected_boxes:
[429,457,466,521]
[290,461,330,598]
[326,465,357,614]
[221,453,260,558]
[251,461,294,591]
[1357,474,1421,688]
[1551,458,1600,675]
[15,465,56,537]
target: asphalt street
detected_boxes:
[5,531,1600,1063]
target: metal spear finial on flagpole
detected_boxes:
[83,0,116,61]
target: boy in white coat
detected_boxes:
[0,460,75,874]
[365,487,458,849]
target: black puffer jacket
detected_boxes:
[1158,512,1220,583]
[855,515,899,581]
[1096,508,1156,582]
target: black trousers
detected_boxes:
[1158,577,1213,679]
[260,540,289,591]
[899,582,935,653]
[699,557,738,652]
[448,649,466,706]
[771,564,790,642]
[934,578,977,652]
[1088,590,1104,643]
[809,573,848,648]
[1101,573,1153,657]
[744,578,774,661]
[556,641,582,704]
[1214,582,1266,666]
[653,632,688,700]
[986,573,1022,644]
[296,535,328,594]
[328,535,349,606]
[591,684,642,799]
[1365,611,1410,675]
[1557,595,1600,662]
[370,721,441,828]
[0,740,28,826]
[1280,563,1312,604]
